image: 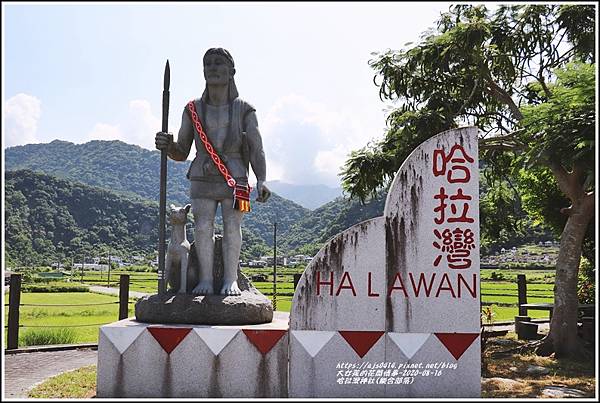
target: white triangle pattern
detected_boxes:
[388,333,431,359]
[292,330,336,358]
[193,328,239,356]
[101,326,146,355]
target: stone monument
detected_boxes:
[97,105,481,396]
[97,48,289,398]
[288,127,480,397]
[135,47,274,325]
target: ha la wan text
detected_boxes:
[314,271,478,299]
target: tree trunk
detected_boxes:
[536,194,594,358]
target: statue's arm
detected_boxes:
[167,109,194,161]
[245,111,266,182]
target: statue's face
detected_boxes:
[203,53,233,86]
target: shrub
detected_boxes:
[20,328,77,346]
[481,305,496,325]
[22,284,89,293]
[578,259,595,304]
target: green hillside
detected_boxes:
[5,140,310,250]
[5,140,190,205]
[5,140,422,263]
[5,169,158,265]
[280,192,386,256]
[4,170,273,265]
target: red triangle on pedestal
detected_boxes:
[242,330,287,355]
[434,333,479,360]
[339,331,384,358]
[148,327,192,354]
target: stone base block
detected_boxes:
[134,290,273,325]
[97,313,289,398]
[289,331,480,397]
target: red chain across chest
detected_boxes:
[187,101,236,188]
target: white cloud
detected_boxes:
[123,100,161,150]
[260,94,385,187]
[87,123,122,141]
[81,95,386,188]
[85,99,161,150]
[4,93,42,147]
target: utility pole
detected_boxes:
[107,249,111,287]
[273,221,277,311]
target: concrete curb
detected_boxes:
[482,318,550,327]
[5,343,98,354]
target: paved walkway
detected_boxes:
[89,285,150,299]
[4,348,98,399]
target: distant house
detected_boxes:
[259,256,286,266]
[74,263,109,271]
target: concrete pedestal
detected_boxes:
[97,312,289,398]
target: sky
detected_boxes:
[2,1,454,188]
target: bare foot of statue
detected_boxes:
[192,281,214,295]
[220,280,241,296]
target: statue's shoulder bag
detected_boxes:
[186,100,251,212]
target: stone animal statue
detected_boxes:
[165,204,191,293]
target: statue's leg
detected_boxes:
[220,197,243,295]
[179,250,188,294]
[191,198,218,295]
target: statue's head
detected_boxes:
[202,47,238,102]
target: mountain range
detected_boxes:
[264,181,342,210]
[4,140,386,264]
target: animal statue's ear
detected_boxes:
[184,204,191,214]
[170,203,176,211]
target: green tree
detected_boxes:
[341,4,595,358]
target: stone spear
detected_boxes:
[158,60,170,294]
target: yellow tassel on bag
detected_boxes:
[233,184,252,213]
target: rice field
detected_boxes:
[4,292,135,347]
[5,266,557,346]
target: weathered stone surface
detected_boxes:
[525,365,550,376]
[170,236,252,294]
[97,314,289,397]
[136,235,273,325]
[541,386,586,398]
[134,289,273,325]
[481,377,525,390]
[289,127,481,398]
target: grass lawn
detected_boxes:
[482,305,550,322]
[28,365,97,398]
[4,292,134,347]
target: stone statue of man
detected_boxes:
[155,47,271,296]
